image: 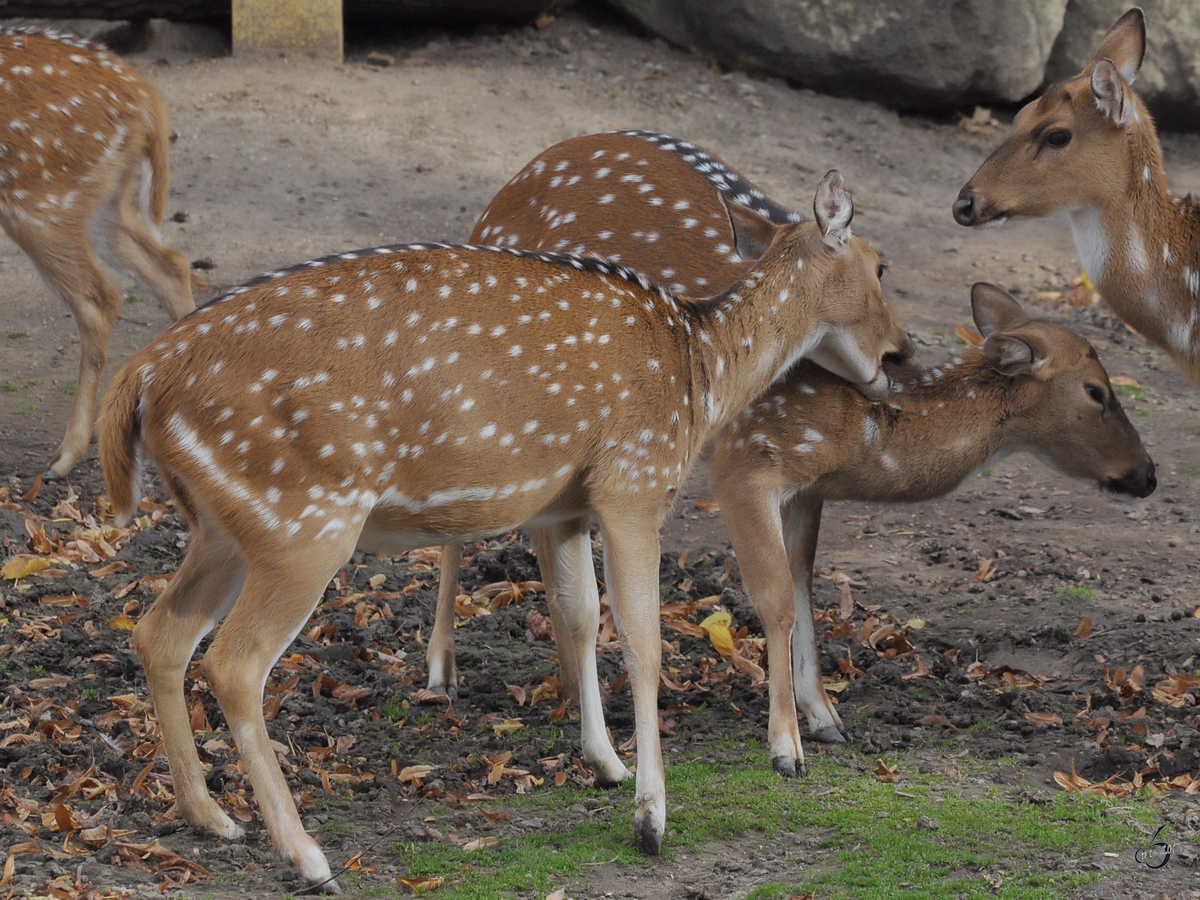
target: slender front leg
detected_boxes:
[598,516,666,854]
[717,484,807,775]
[781,496,846,743]
[535,521,629,786]
[426,543,462,697]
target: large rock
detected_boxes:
[607,0,1068,110]
[1046,0,1200,130]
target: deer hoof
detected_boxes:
[428,683,458,701]
[809,725,848,745]
[772,755,798,778]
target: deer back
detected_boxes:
[472,130,801,298]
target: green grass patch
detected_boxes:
[14,403,36,415]
[390,751,1154,900]
[6,331,27,339]
[1058,584,1097,601]
[1113,383,1146,404]
[63,380,76,396]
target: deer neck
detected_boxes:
[1069,121,1200,370]
[871,352,1016,487]
[682,251,831,446]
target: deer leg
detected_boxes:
[529,526,577,702]
[782,496,846,744]
[425,543,462,697]
[132,525,246,838]
[200,530,361,890]
[598,516,666,854]
[100,156,194,320]
[537,520,628,786]
[19,235,124,478]
[718,485,807,776]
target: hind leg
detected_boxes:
[425,543,461,697]
[200,528,361,888]
[14,229,125,478]
[100,157,194,320]
[133,525,246,836]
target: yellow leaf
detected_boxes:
[109,615,136,631]
[1,556,51,580]
[699,611,734,660]
[492,718,525,736]
[905,616,927,630]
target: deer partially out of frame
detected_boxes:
[709,283,1154,747]
[98,171,910,888]
[427,130,812,703]
[0,27,195,478]
[954,8,1200,387]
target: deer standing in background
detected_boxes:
[428,129,809,703]
[954,8,1200,387]
[98,171,910,888]
[0,27,194,478]
[709,283,1154,746]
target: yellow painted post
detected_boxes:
[232,0,343,62]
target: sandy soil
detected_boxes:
[1,7,1199,899]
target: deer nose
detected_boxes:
[952,194,977,226]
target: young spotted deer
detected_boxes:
[0,27,195,478]
[709,283,1155,753]
[99,171,910,887]
[426,130,817,703]
[954,8,1200,386]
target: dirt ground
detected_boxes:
[1,6,1199,899]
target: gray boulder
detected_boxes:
[608,0,1068,110]
[1046,0,1200,130]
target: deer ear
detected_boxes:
[983,333,1038,378]
[1086,7,1145,85]
[722,194,781,262]
[814,169,853,254]
[1092,59,1131,126]
[970,283,1028,337]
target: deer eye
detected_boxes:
[1084,384,1106,405]
[877,262,887,280]
[1046,128,1072,148]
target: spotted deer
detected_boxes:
[98,171,910,887]
[954,8,1200,387]
[0,27,195,478]
[427,129,813,703]
[708,283,1154,750]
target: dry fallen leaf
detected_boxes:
[873,759,902,783]
[694,498,720,514]
[1076,616,1092,639]
[461,836,498,852]
[1025,712,1063,727]
[955,324,984,346]
[397,874,445,892]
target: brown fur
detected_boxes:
[956,8,1200,386]
[0,27,194,478]
[97,172,908,887]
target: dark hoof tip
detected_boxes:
[593,773,624,790]
[796,762,810,778]
[772,756,798,778]
[634,825,662,856]
[42,469,63,483]
[810,726,848,745]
